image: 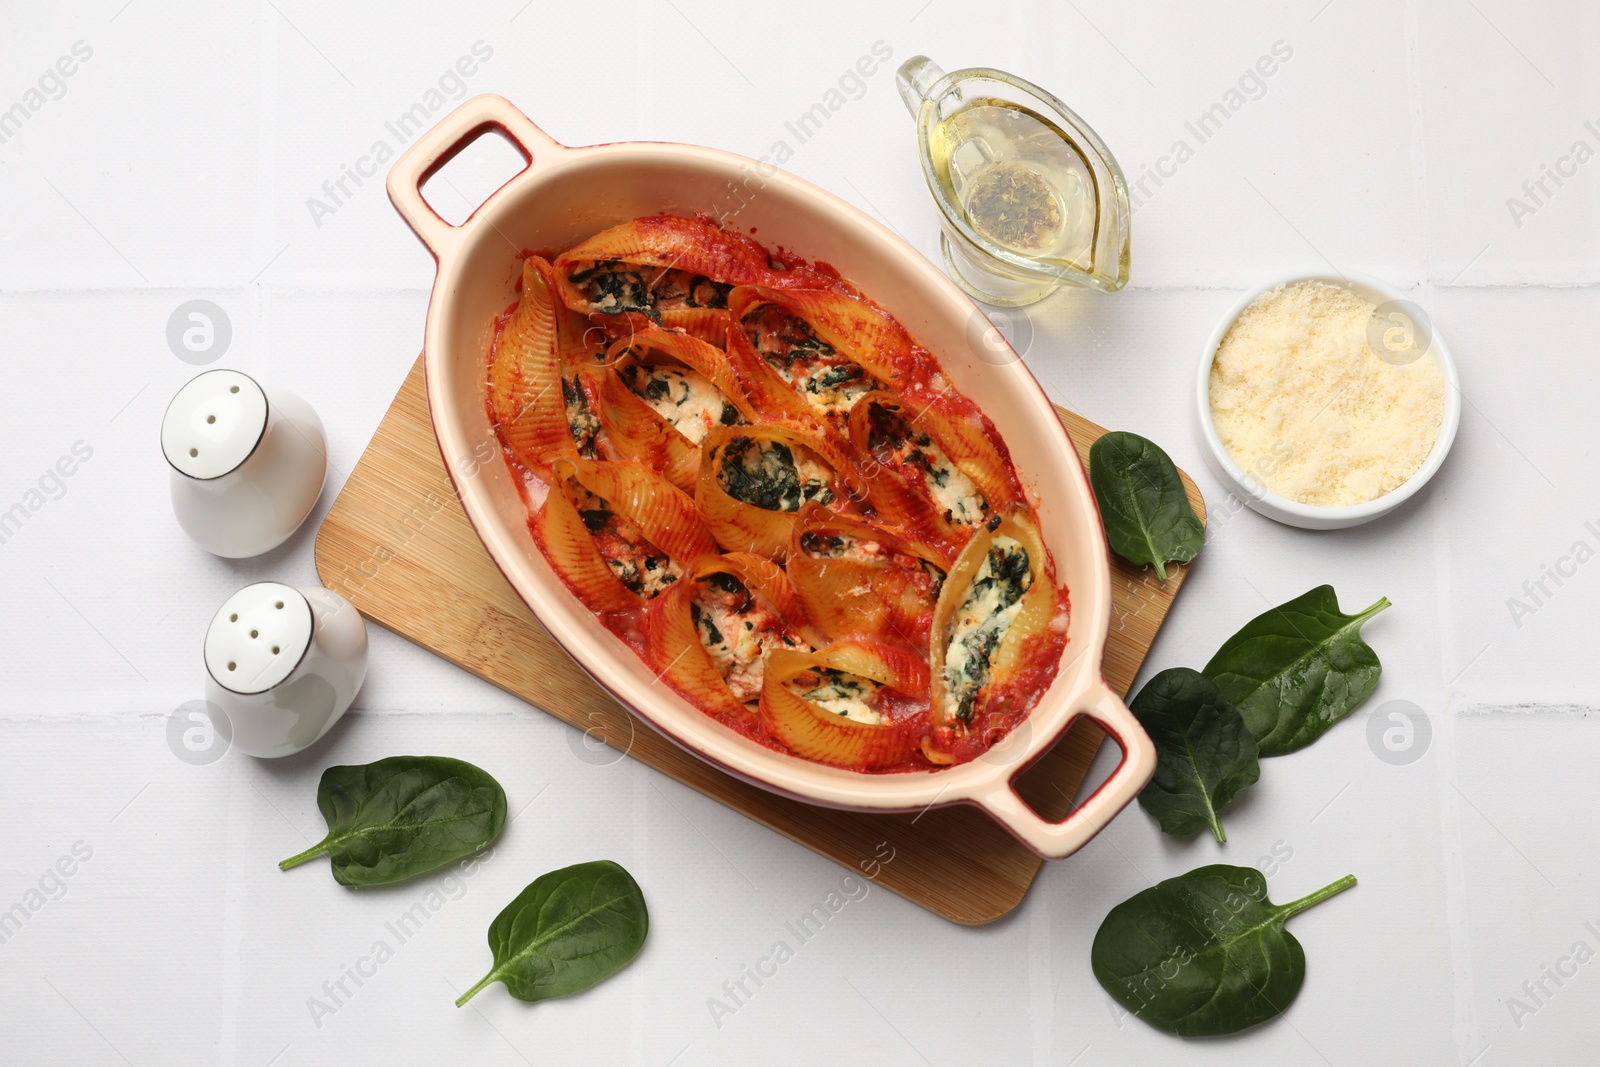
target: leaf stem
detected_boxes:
[1358,597,1392,621]
[277,839,330,871]
[1208,816,1227,845]
[455,971,496,1007]
[1278,874,1356,920]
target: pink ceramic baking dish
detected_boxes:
[387,95,1155,860]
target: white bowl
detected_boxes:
[1195,271,1461,530]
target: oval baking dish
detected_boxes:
[386,95,1154,860]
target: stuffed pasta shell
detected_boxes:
[759,641,929,770]
[696,423,865,561]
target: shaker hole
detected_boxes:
[206,414,216,424]
[227,661,236,671]
[275,601,284,609]
[271,645,280,654]
[229,613,237,622]
[189,448,198,457]
[229,385,240,393]
[249,629,258,639]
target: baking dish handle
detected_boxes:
[386,93,565,260]
[975,682,1156,860]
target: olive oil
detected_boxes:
[928,98,1100,272]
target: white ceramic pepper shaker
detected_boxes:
[162,369,328,558]
[203,582,367,758]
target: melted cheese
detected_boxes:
[628,364,733,445]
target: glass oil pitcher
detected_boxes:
[897,56,1131,306]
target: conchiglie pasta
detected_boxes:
[759,641,929,770]
[551,214,832,323]
[596,326,763,493]
[491,215,1069,773]
[724,286,910,435]
[925,505,1066,763]
[489,257,577,479]
[696,423,865,561]
[533,457,716,612]
[848,391,1019,554]
[659,307,731,347]
[731,285,913,391]
[786,507,947,647]
[598,372,702,493]
[647,553,815,721]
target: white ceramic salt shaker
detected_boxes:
[203,582,367,758]
[163,369,328,558]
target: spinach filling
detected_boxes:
[689,572,750,650]
[716,437,833,512]
[567,481,678,598]
[790,667,883,724]
[867,407,988,526]
[743,304,871,409]
[561,375,603,457]
[690,570,799,702]
[657,271,731,309]
[943,537,1033,724]
[620,364,736,446]
[567,260,660,320]
[745,305,834,370]
[799,532,850,557]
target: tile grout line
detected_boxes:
[1402,4,1486,1055]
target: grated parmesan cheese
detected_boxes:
[1208,281,1445,508]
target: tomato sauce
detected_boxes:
[488,218,1070,774]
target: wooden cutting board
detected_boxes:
[314,355,1205,924]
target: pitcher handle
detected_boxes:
[896,55,950,118]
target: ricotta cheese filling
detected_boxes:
[567,260,654,316]
[717,436,834,512]
[798,532,947,600]
[622,364,740,445]
[869,409,988,526]
[691,572,801,702]
[562,375,604,458]
[567,480,681,598]
[798,531,877,559]
[567,261,730,317]
[787,667,884,725]
[652,269,731,310]
[743,304,874,418]
[942,535,1032,724]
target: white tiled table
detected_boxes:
[2,3,1595,1064]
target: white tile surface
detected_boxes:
[1,2,1595,1064]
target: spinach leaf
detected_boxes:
[278,756,506,886]
[456,860,648,1007]
[1088,431,1205,581]
[1131,668,1260,843]
[1092,865,1356,1036]
[1203,585,1390,756]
